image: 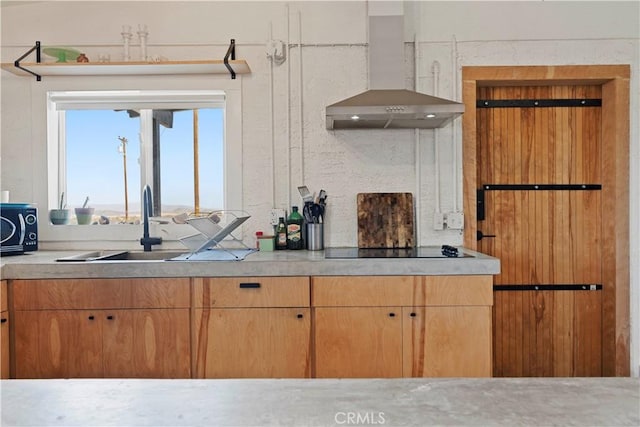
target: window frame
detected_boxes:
[42,88,243,245]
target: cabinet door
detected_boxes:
[1,312,9,379]
[403,307,492,377]
[102,309,191,378]
[314,307,403,378]
[13,310,103,378]
[1,280,7,378]
[194,308,311,378]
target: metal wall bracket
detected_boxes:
[14,41,42,81]
[223,39,236,79]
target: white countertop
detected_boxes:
[1,377,637,426]
[0,247,500,279]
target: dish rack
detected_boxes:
[178,210,253,259]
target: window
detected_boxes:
[45,90,242,240]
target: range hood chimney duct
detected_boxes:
[326,15,464,130]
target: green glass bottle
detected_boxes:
[286,206,304,250]
[275,217,287,250]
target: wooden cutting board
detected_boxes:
[357,193,414,248]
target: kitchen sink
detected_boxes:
[56,250,188,262]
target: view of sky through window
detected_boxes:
[66,108,223,221]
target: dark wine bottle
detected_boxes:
[275,217,287,250]
[286,206,304,250]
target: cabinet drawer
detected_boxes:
[1,280,7,312]
[12,278,190,310]
[425,276,493,306]
[312,276,493,307]
[312,276,421,307]
[194,277,309,308]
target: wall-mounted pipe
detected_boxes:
[298,10,304,190]
[414,33,421,246]
[286,4,292,209]
[432,60,442,216]
[268,22,276,208]
[451,35,460,212]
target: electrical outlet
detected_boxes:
[270,208,286,226]
[446,212,465,230]
[433,212,445,231]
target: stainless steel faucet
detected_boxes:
[140,185,162,251]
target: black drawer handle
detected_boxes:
[388,312,396,317]
[239,282,261,289]
[297,313,304,319]
[106,315,114,320]
[88,315,95,320]
[410,312,417,317]
[0,318,7,323]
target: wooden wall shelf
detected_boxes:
[2,39,250,80]
[1,60,251,77]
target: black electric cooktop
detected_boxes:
[324,246,470,259]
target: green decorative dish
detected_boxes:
[43,47,82,63]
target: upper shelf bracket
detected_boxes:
[14,40,42,81]
[224,39,237,79]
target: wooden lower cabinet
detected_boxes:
[193,308,311,378]
[9,274,493,379]
[11,278,191,379]
[403,306,492,377]
[314,307,402,378]
[1,314,9,379]
[1,280,10,378]
[14,310,103,378]
[193,276,311,378]
[312,275,493,378]
[102,309,190,378]
[14,308,190,379]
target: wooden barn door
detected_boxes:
[476,85,603,376]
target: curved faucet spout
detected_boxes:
[140,185,163,251]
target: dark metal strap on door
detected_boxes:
[494,284,602,291]
[223,39,237,79]
[483,184,601,191]
[477,99,602,108]
[13,41,42,81]
[477,184,601,221]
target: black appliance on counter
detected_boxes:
[0,203,38,255]
[324,245,467,259]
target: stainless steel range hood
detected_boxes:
[326,15,464,130]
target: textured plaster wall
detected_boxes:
[1,1,638,375]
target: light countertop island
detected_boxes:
[1,377,638,426]
[0,247,499,279]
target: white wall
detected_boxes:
[1,1,638,375]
